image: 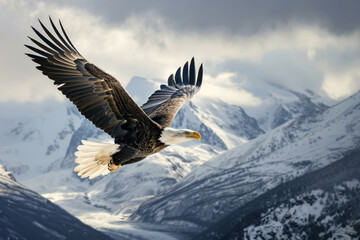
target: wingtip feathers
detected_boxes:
[168,58,203,88]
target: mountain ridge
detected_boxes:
[130,90,360,235]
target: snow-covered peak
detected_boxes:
[172,100,264,149]
[125,76,163,105]
[243,82,329,131]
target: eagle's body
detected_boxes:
[26,18,203,179]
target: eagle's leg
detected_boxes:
[109,146,138,172]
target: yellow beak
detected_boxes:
[187,131,201,140]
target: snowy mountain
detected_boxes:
[0,77,323,181]
[0,165,113,240]
[0,100,82,180]
[0,76,267,238]
[197,150,360,240]
[0,75,346,239]
[130,91,360,237]
[171,100,264,150]
[40,77,265,217]
[243,83,328,131]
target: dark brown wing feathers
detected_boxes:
[25,17,160,145]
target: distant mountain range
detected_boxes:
[0,76,358,239]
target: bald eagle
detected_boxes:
[25,18,203,179]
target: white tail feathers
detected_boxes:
[74,140,120,179]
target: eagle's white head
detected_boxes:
[159,127,201,145]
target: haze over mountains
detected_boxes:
[0,77,359,239]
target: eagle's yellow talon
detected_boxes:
[108,160,121,172]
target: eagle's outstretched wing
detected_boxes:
[25,17,160,142]
[141,58,203,127]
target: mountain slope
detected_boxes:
[171,100,264,150]
[0,165,113,240]
[130,91,360,235]
[197,150,360,240]
[0,100,82,180]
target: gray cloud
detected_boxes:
[38,0,360,35]
[0,0,359,104]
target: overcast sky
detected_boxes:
[1,0,360,106]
